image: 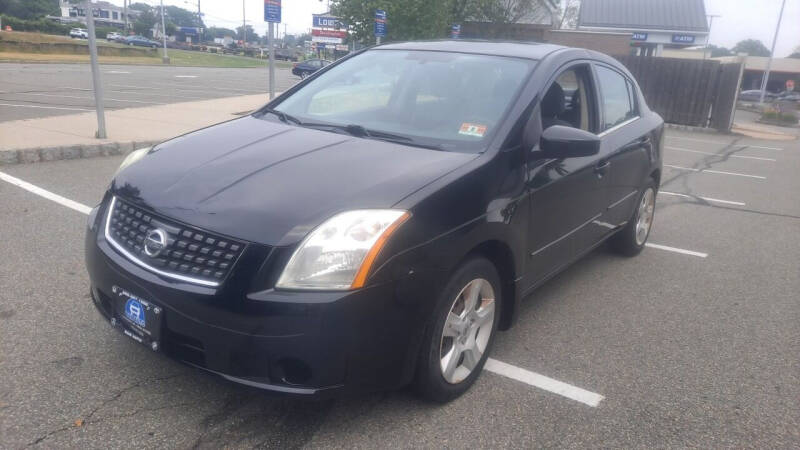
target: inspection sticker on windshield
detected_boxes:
[459,123,487,138]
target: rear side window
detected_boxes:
[595,65,637,130]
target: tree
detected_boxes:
[732,39,771,57]
[0,0,59,20]
[468,0,553,24]
[331,0,456,43]
[133,9,157,38]
[789,45,800,59]
[707,44,732,58]
[164,5,203,28]
[205,26,237,39]
[557,0,580,29]
[128,3,151,13]
[236,24,256,43]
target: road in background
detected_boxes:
[0,63,297,122]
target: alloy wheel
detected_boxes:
[439,278,496,384]
[635,187,655,245]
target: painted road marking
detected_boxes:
[666,146,776,162]
[645,243,708,258]
[667,136,783,151]
[664,164,766,180]
[108,83,261,95]
[484,358,604,407]
[0,103,93,112]
[1,172,606,407]
[660,191,746,206]
[0,172,92,215]
[175,75,198,78]
[107,71,131,74]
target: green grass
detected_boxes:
[0,31,292,68]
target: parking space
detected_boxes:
[1,128,798,447]
[0,64,297,122]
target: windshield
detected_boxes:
[272,50,535,152]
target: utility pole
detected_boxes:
[242,0,246,47]
[703,14,721,60]
[760,0,787,104]
[123,0,128,33]
[160,0,169,63]
[84,0,107,139]
[198,0,202,42]
[268,22,275,99]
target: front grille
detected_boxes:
[105,196,246,286]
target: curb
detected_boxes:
[0,141,161,166]
[664,123,726,135]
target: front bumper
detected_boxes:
[85,203,444,397]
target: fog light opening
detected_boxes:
[275,358,312,386]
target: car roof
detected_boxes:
[376,40,567,60]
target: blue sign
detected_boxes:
[264,0,281,23]
[124,298,146,327]
[672,34,695,44]
[451,24,461,39]
[313,15,346,28]
[374,9,387,37]
[631,32,648,41]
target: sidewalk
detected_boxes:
[0,94,271,164]
[732,109,799,141]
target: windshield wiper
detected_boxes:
[258,108,303,126]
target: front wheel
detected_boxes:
[609,179,657,256]
[413,257,501,402]
[300,72,309,80]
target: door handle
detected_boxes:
[594,160,610,177]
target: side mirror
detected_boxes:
[536,125,601,159]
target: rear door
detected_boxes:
[593,64,653,226]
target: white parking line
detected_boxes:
[664,164,766,180]
[0,103,94,112]
[645,243,708,258]
[660,191,746,206]
[666,146,776,162]
[0,171,92,215]
[667,136,783,151]
[1,172,606,408]
[484,358,604,407]
[107,71,131,74]
[175,75,198,78]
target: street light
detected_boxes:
[760,0,787,104]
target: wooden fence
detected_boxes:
[614,55,744,132]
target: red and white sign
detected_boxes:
[312,29,348,39]
[787,80,795,92]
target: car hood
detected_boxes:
[112,116,476,246]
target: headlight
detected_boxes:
[114,147,150,177]
[276,210,410,290]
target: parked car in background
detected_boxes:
[276,48,299,62]
[87,41,664,402]
[69,28,88,39]
[106,32,122,41]
[292,59,332,79]
[739,90,776,102]
[124,35,159,48]
[776,90,800,102]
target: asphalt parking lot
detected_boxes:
[1,128,798,448]
[0,63,296,122]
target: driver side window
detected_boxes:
[540,65,597,133]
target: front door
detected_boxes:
[526,64,609,286]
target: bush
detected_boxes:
[94,26,119,40]
[760,107,798,125]
[0,14,71,35]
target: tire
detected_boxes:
[413,257,501,402]
[609,178,657,256]
[129,42,134,46]
[300,72,309,80]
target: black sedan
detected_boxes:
[85,41,663,402]
[291,58,332,79]
[124,35,159,48]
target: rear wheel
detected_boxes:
[609,179,657,256]
[300,71,309,80]
[413,257,501,402]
